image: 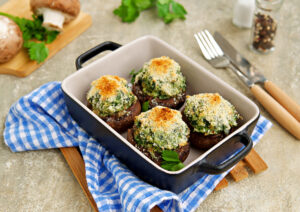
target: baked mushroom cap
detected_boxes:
[183,93,240,135]
[134,56,186,99]
[129,106,190,164]
[133,106,190,150]
[30,0,80,31]
[87,75,138,118]
[0,15,23,64]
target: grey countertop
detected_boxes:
[1,0,300,211]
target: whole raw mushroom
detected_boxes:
[0,15,23,64]
[30,0,80,31]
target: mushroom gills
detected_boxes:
[37,7,67,31]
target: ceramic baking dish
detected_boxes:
[61,35,260,194]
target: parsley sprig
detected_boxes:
[161,150,184,171]
[114,0,187,24]
[0,12,59,63]
[129,68,142,83]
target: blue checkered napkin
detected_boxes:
[4,82,272,212]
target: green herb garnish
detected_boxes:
[0,12,59,63]
[129,68,142,83]
[114,0,187,24]
[161,150,184,171]
[142,100,149,112]
[23,41,49,64]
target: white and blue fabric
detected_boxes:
[4,82,272,212]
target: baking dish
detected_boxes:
[61,35,260,194]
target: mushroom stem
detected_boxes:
[42,8,65,31]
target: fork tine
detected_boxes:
[204,30,224,56]
[200,31,218,58]
[198,32,215,59]
[194,33,211,60]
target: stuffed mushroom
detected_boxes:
[183,93,241,150]
[127,106,190,165]
[87,75,141,132]
[132,56,186,109]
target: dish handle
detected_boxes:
[75,41,122,70]
[198,130,253,174]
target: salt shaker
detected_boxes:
[233,0,255,28]
[250,0,283,53]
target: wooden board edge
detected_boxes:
[243,149,268,174]
[214,178,228,191]
[60,147,98,212]
[0,12,92,77]
[60,147,163,212]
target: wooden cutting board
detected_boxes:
[0,0,92,77]
[61,146,268,212]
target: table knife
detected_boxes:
[213,31,300,123]
[212,31,300,140]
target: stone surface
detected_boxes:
[0,0,300,211]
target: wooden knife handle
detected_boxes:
[264,80,300,122]
[250,84,300,140]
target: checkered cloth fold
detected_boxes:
[4,82,272,212]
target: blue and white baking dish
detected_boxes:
[61,35,259,194]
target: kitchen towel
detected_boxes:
[4,82,272,212]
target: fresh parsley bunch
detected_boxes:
[114,0,187,24]
[0,12,59,63]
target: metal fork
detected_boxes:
[194,30,300,140]
[194,30,252,87]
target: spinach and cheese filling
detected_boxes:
[134,56,186,99]
[87,75,137,117]
[184,93,240,135]
[133,106,190,154]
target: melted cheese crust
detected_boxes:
[87,75,136,117]
[134,56,186,99]
[88,75,127,100]
[148,56,173,75]
[184,93,240,135]
[146,106,178,128]
[134,106,189,149]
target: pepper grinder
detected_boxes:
[233,0,255,28]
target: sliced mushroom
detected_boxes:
[0,15,23,64]
[30,0,80,31]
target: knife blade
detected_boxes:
[213,31,300,123]
[214,31,266,84]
